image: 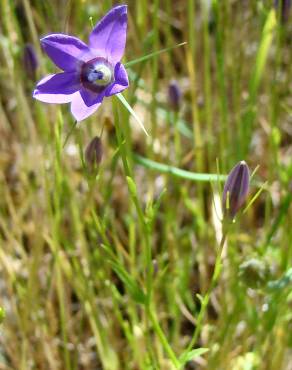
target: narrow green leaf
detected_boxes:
[179,348,209,367]
[100,244,146,305]
[116,93,149,136]
[133,154,227,183]
[62,120,78,148]
[124,42,187,68]
[243,181,268,214]
[250,9,277,98]
[109,261,147,305]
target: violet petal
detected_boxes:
[33,72,80,103]
[70,92,101,121]
[104,63,129,97]
[89,5,127,64]
[79,87,106,107]
[41,34,90,71]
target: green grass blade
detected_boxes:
[116,93,149,136]
[124,42,187,68]
[250,9,277,98]
[179,348,209,368]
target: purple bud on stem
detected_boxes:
[85,136,103,169]
[274,0,291,23]
[23,44,39,80]
[222,161,250,219]
[168,80,182,112]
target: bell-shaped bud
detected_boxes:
[167,80,182,111]
[222,161,250,219]
[85,136,103,169]
[23,44,39,80]
[239,258,270,289]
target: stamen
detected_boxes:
[81,57,114,92]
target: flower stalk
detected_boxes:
[186,231,227,352]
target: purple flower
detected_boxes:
[33,5,129,122]
[222,161,250,219]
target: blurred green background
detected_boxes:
[0,1,291,369]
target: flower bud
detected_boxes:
[274,0,291,23]
[23,43,39,80]
[222,161,250,219]
[239,258,270,289]
[167,80,182,111]
[84,136,103,169]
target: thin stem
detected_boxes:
[53,112,72,370]
[63,120,78,148]
[173,111,182,165]
[187,231,227,352]
[113,98,153,303]
[148,307,181,369]
[134,154,227,183]
[113,99,180,367]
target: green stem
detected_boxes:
[148,307,180,369]
[134,154,227,183]
[53,113,72,370]
[113,99,180,368]
[173,111,182,165]
[113,99,153,303]
[187,231,227,351]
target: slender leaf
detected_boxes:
[125,42,187,68]
[134,154,227,182]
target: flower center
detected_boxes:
[81,57,113,92]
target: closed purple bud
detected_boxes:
[222,161,250,219]
[85,136,103,169]
[168,80,182,111]
[274,0,291,23]
[23,44,39,80]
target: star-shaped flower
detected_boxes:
[33,5,129,121]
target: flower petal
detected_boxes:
[89,5,127,64]
[41,34,90,71]
[104,63,129,97]
[33,72,81,103]
[79,88,106,107]
[71,92,101,121]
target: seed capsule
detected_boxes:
[222,161,250,219]
[85,136,103,169]
[167,80,182,112]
